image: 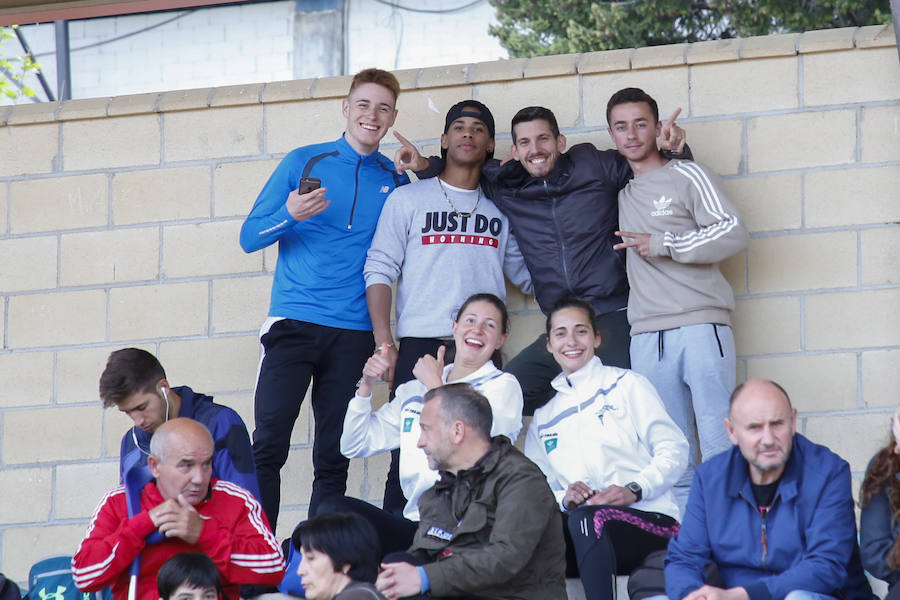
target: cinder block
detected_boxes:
[724,174,802,233]
[686,38,741,64]
[164,221,262,278]
[804,48,900,106]
[477,77,580,134]
[505,311,546,359]
[109,282,208,341]
[363,451,392,502]
[797,27,857,53]
[0,236,57,293]
[58,345,158,406]
[855,24,897,49]
[57,97,112,121]
[732,296,801,355]
[721,252,747,296]
[210,83,265,107]
[748,232,857,293]
[741,33,799,59]
[1,524,89,584]
[158,87,212,112]
[275,508,308,541]
[578,49,632,74]
[861,105,900,163]
[583,68,689,127]
[504,281,528,313]
[345,452,367,500]
[104,407,135,458]
[60,227,159,286]
[55,461,120,519]
[0,351,54,407]
[265,99,344,156]
[747,111,855,172]
[112,166,211,225]
[863,350,900,408]
[164,105,264,162]
[392,87,474,142]
[260,78,315,104]
[471,58,526,83]
[0,123,58,177]
[691,57,797,116]
[10,174,108,234]
[5,101,59,126]
[280,446,313,509]
[7,290,106,349]
[861,227,900,285]
[63,114,160,170]
[107,91,161,117]
[158,335,260,394]
[212,276,272,333]
[392,67,420,91]
[214,159,281,217]
[805,166,900,228]
[746,353,858,412]
[3,406,102,463]
[804,412,887,472]
[213,392,255,437]
[679,120,742,176]
[524,53,578,78]
[417,63,472,88]
[311,74,354,99]
[632,44,687,69]
[0,467,52,523]
[806,289,900,350]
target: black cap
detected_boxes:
[443,100,495,139]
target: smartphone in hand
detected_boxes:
[299,177,321,195]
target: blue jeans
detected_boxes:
[630,324,735,514]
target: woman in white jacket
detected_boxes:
[524,298,688,600]
[332,292,523,555]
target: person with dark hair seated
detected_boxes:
[158,553,223,600]
[292,513,386,600]
[525,298,688,600]
[859,406,900,600]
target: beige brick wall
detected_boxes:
[0,25,897,584]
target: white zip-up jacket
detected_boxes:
[341,361,523,521]
[524,356,688,520]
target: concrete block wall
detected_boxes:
[0,25,898,586]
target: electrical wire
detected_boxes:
[371,0,485,15]
[31,9,196,57]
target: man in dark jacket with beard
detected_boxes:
[376,383,565,600]
[395,106,687,414]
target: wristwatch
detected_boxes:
[625,481,643,502]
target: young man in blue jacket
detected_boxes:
[240,68,408,528]
[100,348,260,501]
[664,379,872,600]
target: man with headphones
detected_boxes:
[99,347,260,502]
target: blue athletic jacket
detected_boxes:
[240,135,408,331]
[665,434,872,600]
[119,386,261,501]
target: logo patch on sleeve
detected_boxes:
[544,438,558,453]
[426,526,453,541]
[403,417,414,433]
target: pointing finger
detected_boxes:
[666,107,682,126]
[393,131,413,147]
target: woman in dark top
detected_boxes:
[860,407,900,600]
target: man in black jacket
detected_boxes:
[395,106,687,413]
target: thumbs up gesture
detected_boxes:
[413,345,446,390]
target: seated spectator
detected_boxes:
[334,293,523,554]
[859,406,900,600]
[665,379,872,600]
[524,298,688,600]
[376,383,566,600]
[292,513,386,600]
[100,348,259,501]
[157,553,222,600]
[73,418,284,600]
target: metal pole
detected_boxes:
[54,19,71,100]
[12,26,55,101]
[891,0,900,63]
